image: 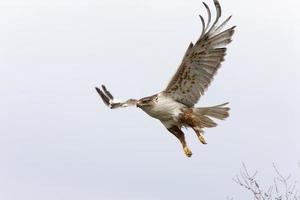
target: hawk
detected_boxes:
[96,0,235,157]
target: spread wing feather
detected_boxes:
[164,0,235,107]
[95,85,137,109]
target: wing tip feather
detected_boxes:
[95,87,110,106]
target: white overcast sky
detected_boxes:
[0,0,300,199]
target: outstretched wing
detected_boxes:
[95,85,137,109]
[164,0,235,107]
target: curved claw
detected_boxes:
[183,147,193,157]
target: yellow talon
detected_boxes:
[183,147,192,157]
[198,132,207,144]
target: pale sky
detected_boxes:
[0,0,300,199]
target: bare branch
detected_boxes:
[233,163,300,200]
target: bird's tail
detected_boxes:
[193,102,230,128]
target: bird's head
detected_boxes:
[137,95,157,109]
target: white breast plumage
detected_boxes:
[143,93,185,122]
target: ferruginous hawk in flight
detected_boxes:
[96,0,235,157]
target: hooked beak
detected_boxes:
[137,100,149,108]
[136,99,151,108]
[136,101,141,108]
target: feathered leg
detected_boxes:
[180,109,208,145]
[167,126,192,157]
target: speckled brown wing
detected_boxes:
[164,0,235,107]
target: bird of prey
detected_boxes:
[96,0,235,157]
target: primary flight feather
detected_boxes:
[96,0,235,157]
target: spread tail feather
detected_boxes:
[193,102,230,128]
